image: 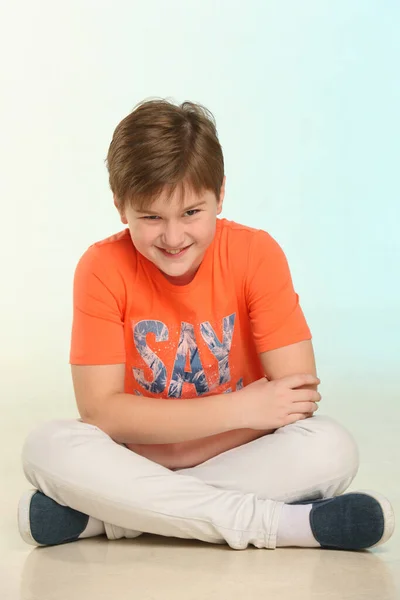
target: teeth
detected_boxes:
[165,248,184,254]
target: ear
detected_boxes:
[217,175,226,215]
[114,195,128,224]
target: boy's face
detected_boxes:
[116,177,225,285]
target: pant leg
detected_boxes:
[179,415,360,503]
[107,415,359,540]
[21,418,283,550]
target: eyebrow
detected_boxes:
[135,201,208,215]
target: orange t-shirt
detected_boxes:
[70,218,311,398]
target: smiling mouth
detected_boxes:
[158,245,192,257]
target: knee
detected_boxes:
[22,419,75,471]
[304,415,360,480]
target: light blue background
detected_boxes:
[1,1,399,421]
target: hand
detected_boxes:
[235,374,321,430]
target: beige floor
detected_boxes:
[1,376,399,600]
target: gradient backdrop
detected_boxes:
[1,1,399,498]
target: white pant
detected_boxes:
[21,415,359,549]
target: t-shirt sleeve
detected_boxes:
[70,245,127,365]
[245,230,312,353]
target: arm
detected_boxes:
[72,345,318,469]
[260,339,319,394]
[168,339,319,468]
[152,426,273,469]
[128,427,271,470]
[72,363,247,445]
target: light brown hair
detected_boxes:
[105,98,225,211]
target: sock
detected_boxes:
[78,516,106,539]
[276,504,321,548]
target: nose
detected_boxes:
[161,220,186,248]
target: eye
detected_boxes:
[184,209,200,217]
[142,215,160,220]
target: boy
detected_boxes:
[19,99,394,550]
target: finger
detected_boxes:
[288,401,318,415]
[284,414,308,426]
[292,390,321,403]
